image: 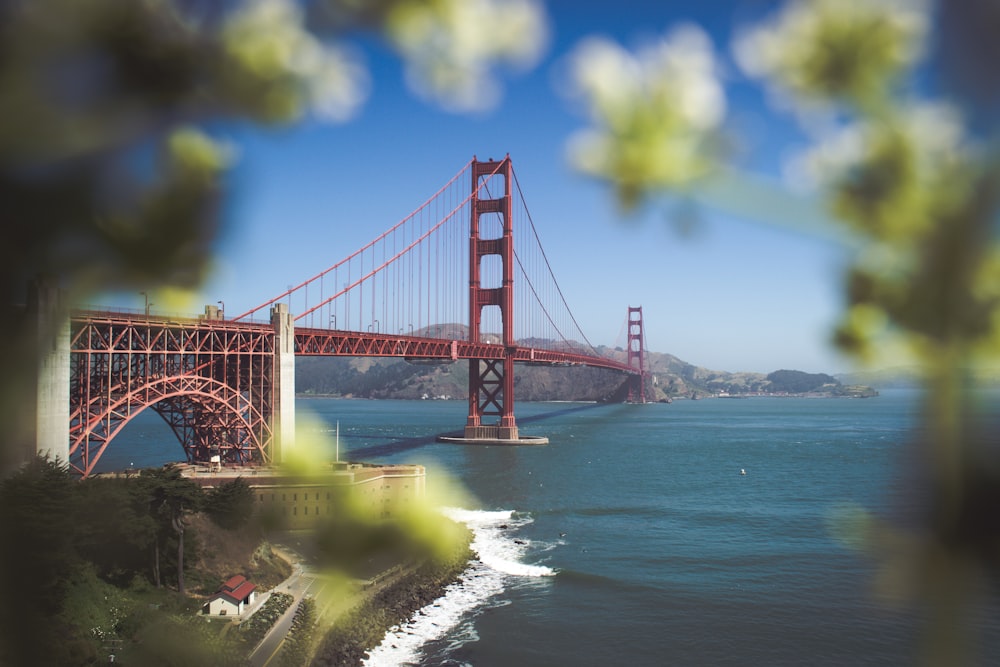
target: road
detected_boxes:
[245,543,422,666]
[247,551,325,667]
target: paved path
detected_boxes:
[245,543,421,666]
[247,547,320,667]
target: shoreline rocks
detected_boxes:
[311,539,474,666]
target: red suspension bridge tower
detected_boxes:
[626,306,648,404]
[455,156,543,444]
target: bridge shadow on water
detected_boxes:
[344,402,615,460]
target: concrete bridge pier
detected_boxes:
[30,278,69,465]
[270,303,296,463]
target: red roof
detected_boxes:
[221,575,247,592]
[212,580,257,604]
[212,575,256,605]
[228,580,256,601]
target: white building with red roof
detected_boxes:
[204,574,257,616]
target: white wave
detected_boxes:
[363,557,503,667]
[443,507,556,578]
[362,508,555,667]
[439,507,515,526]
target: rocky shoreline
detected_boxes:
[311,538,474,666]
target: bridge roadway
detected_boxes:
[60,309,637,476]
[294,326,632,371]
[70,309,632,371]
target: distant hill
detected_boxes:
[295,330,876,401]
[766,369,838,393]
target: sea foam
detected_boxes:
[362,507,554,666]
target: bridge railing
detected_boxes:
[71,307,273,328]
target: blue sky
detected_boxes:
[163,2,858,375]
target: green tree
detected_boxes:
[139,465,204,595]
[205,477,256,530]
[0,456,79,665]
[74,476,159,585]
[766,369,838,393]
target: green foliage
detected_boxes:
[0,0,543,309]
[766,369,839,393]
[140,464,204,516]
[205,477,256,530]
[733,0,926,109]
[565,25,726,210]
[125,613,247,667]
[74,476,158,585]
[137,465,204,594]
[235,592,294,649]
[61,564,158,661]
[0,456,79,665]
[278,597,318,667]
[0,458,235,663]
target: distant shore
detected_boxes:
[298,387,880,401]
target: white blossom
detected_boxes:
[387,0,548,112]
[564,24,726,204]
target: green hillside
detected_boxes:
[295,337,876,401]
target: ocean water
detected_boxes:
[100,391,1000,666]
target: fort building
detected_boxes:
[178,461,426,529]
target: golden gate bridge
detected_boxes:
[42,156,648,477]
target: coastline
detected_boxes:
[311,532,474,666]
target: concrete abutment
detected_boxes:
[30,278,69,465]
[270,303,296,464]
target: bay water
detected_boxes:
[99,390,1000,665]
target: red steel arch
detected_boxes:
[69,312,276,477]
[70,375,270,477]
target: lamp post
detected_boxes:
[217,300,224,319]
[140,291,152,317]
[329,314,336,329]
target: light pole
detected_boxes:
[217,300,224,319]
[329,314,336,329]
[374,319,379,333]
[140,291,152,317]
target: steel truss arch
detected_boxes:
[69,374,270,477]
